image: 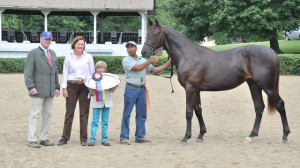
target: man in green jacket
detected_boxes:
[24,31,60,148]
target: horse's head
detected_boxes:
[141,19,164,58]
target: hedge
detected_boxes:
[0,56,170,74]
[0,55,299,75]
[278,55,300,75]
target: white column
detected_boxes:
[138,11,148,45]
[90,11,100,44]
[100,16,104,43]
[41,10,50,31]
[0,9,3,42]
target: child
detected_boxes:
[87,61,118,146]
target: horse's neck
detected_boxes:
[162,26,195,65]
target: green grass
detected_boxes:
[277,40,300,54]
[207,40,300,54]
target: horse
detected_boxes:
[141,19,290,144]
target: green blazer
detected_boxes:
[24,47,60,97]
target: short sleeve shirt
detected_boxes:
[122,56,153,85]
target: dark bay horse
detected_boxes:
[141,19,290,144]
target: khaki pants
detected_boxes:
[28,96,53,142]
[61,83,90,141]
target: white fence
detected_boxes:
[0,42,144,58]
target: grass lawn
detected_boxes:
[207,40,300,54]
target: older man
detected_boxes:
[24,31,60,148]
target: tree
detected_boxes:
[102,16,141,32]
[165,0,211,41]
[166,0,300,53]
[48,16,88,31]
[2,14,142,32]
[2,15,23,30]
[154,0,187,34]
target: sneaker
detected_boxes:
[120,138,131,145]
[57,139,67,146]
[87,141,95,146]
[80,139,87,146]
[28,141,41,148]
[135,137,152,143]
[101,141,111,146]
[40,139,54,146]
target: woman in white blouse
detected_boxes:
[57,36,95,146]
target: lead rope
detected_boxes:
[152,55,174,93]
[168,56,175,93]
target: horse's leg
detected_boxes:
[244,79,265,143]
[181,87,196,144]
[194,92,206,142]
[264,89,291,143]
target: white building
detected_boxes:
[0,0,155,57]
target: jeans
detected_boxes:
[120,84,147,141]
[90,107,110,143]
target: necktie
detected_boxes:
[46,49,52,66]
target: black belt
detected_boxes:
[68,80,84,84]
[126,83,145,88]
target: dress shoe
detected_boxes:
[57,139,67,146]
[40,139,54,146]
[87,142,95,146]
[80,139,87,146]
[29,141,41,148]
[101,141,111,146]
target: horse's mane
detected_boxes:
[161,25,197,46]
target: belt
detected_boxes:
[126,83,145,88]
[68,80,84,84]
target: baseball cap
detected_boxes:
[40,31,53,39]
[125,41,137,48]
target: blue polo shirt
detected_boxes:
[122,56,154,85]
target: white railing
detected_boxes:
[0,42,143,58]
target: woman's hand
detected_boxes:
[63,88,68,98]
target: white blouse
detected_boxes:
[62,50,95,89]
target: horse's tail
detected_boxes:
[267,70,279,115]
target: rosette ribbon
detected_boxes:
[92,71,106,102]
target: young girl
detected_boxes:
[87,61,118,146]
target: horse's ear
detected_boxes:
[155,18,160,27]
[148,19,153,26]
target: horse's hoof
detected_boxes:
[180,141,188,145]
[243,137,252,144]
[196,138,204,143]
[281,140,288,144]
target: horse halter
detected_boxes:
[144,27,164,55]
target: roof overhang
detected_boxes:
[0,0,155,13]
[2,9,142,17]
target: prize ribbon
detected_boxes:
[92,71,106,102]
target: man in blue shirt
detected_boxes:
[120,41,172,145]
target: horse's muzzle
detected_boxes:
[141,50,150,58]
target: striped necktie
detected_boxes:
[46,49,52,66]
